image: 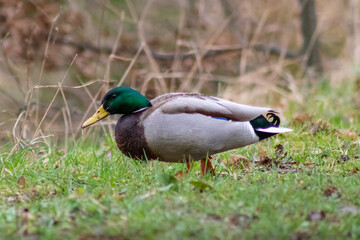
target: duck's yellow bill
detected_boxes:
[82,105,110,129]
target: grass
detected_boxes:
[1,80,360,240]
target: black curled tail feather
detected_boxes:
[250,110,281,140]
[266,110,280,127]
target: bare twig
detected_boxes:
[127,0,167,93]
[2,111,26,175]
[35,11,61,125]
[55,38,299,60]
[117,44,144,87]
[1,50,25,96]
[91,2,106,77]
[58,83,74,139]
[170,0,186,92]
[62,108,69,152]
[179,16,233,91]
[104,11,125,87]
[45,110,62,132]
[74,77,107,139]
[33,79,114,89]
[32,54,77,141]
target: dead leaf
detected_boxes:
[204,213,222,222]
[293,113,313,125]
[7,195,19,203]
[317,119,330,131]
[275,144,286,159]
[310,123,318,134]
[334,129,358,140]
[340,206,358,215]
[290,231,311,240]
[307,210,326,222]
[304,161,314,168]
[135,189,157,201]
[32,190,39,197]
[228,214,252,227]
[324,186,341,198]
[49,190,57,196]
[21,208,34,223]
[259,148,272,166]
[310,119,330,134]
[221,155,249,169]
[17,176,26,189]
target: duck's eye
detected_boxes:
[110,94,117,99]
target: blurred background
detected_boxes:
[0,0,359,149]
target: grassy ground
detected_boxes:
[1,80,360,240]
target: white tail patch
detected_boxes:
[256,127,293,133]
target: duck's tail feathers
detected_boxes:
[250,110,292,140]
[255,127,293,133]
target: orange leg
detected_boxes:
[200,157,215,176]
[175,160,193,178]
[186,160,193,171]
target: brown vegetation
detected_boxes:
[0,0,359,148]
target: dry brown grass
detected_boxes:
[0,0,359,151]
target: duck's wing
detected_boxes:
[152,93,272,122]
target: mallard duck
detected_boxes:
[82,87,292,175]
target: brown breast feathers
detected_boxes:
[115,112,157,161]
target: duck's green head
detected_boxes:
[82,87,151,129]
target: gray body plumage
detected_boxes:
[143,110,259,162]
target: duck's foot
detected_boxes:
[174,160,193,178]
[200,157,215,176]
